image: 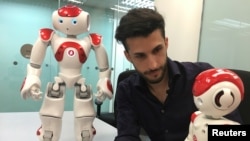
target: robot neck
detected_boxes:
[67,35,77,38]
[205,115,221,120]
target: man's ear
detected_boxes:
[124,50,132,62]
[165,37,168,49]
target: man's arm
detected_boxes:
[114,83,141,141]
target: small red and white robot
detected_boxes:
[185,68,244,141]
[20,4,113,141]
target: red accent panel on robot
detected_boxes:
[107,79,113,94]
[58,4,82,17]
[192,69,244,99]
[55,42,87,63]
[92,125,96,135]
[36,126,42,136]
[191,111,200,123]
[40,28,54,41]
[20,77,26,91]
[193,135,197,141]
[89,33,102,46]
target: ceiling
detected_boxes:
[61,0,120,9]
[63,0,154,10]
[85,0,118,9]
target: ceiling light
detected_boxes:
[114,5,131,11]
[213,18,250,29]
[64,0,87,5]
[110,0,154,13]
[121,0,154,9]
[110,7,128,13]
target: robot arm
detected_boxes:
[89,33,113,103]
[20,28,54,100]
[185,111,201,141]
[185,122,193,141]
[20,64,42,100]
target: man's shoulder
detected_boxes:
[181,61,213,69]
[168,58,213,72]
[118,71,139,85]
[171,60,214,76]
[171,59,213,69]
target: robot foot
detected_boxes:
[43,130,53,141]
[81,130,90,141]
[37,126,54,141]
[80,127,96,141]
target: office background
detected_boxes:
[0,0,249,113]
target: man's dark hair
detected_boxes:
[115,8,165,51]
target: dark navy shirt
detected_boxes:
[114,58,242,141]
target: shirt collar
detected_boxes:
[167,57,181,78]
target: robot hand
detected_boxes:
[95,78,113,103]
[20,75,42,100]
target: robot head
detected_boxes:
[192,68,244,118]
[52,4,90,35]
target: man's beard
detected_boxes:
[137,63,167,84]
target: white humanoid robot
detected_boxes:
[185,68,244,141]
[20,4,113,141]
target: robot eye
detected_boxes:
[59,19,63,24]
[215,90,224,107]
[72,19,77,25]
[214,90,235,108]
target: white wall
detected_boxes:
[155,0,203,62]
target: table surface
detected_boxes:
[0,111,117,141]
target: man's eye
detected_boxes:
[135,54,145,59]
[153,47,162,54]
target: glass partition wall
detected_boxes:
[0,0,59,112]
[0,0,154,113]
[198,0,250,71]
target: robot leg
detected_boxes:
[74,81,96,141]
[38,82,65,141]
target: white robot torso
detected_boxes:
[34,28,102,88]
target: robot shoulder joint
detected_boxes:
[191,111,201,123]
[89,33,102,47]
[40,28,54,42]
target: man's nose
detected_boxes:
[147,56,158,70]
